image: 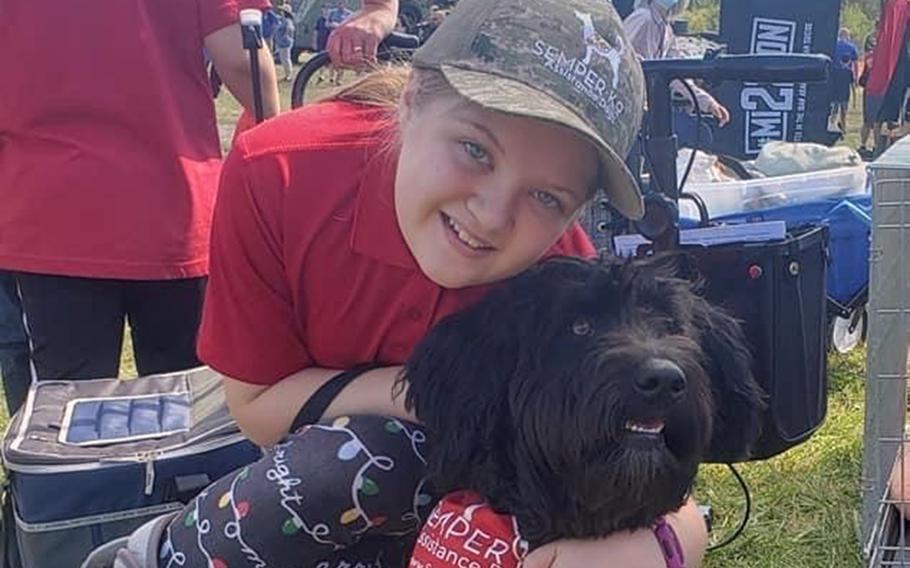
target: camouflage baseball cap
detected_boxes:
[412,0,646,219]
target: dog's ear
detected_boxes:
[403,286,524,494]
[693,297,767,462]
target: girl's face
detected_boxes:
[395,94,599,289]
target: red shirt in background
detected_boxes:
[867,0,910,97]
[0,0,267,280]
[197,101,596,384]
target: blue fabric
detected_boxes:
[275,16,295,48]
[327,7,352,25]
[834,39,858,68]
[0,271,31,414]
[680,195,871,304]
[262,9,280,39]
[0,271,26,345]
[12,443,262,523]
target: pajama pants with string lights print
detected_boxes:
[158,415,434,568]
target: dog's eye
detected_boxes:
[571,318,593,336]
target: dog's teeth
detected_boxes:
[624,420,665,434]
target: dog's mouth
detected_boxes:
[624,418,666,437]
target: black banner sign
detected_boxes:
[712,0,843,158]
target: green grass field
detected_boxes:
[5,64,869,567]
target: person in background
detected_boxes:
[324,0,399,70]
[623,0,731,127]
[326,1,355,34]
[0,273,30,415]
[417,5,447,41]
[313,5,332,84]
[262,5,281,51]
[0,1,280,384]
[864,0,909,157]
[275,3,297,81]
[326,1,356,84]
[830,27,859,134]
[859,29,879,157]
[315,4,331,51]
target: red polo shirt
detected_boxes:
[198,101,596,384]
[0,0,266,280]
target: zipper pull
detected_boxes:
[142,453,156,496]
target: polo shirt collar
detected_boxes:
[350,146,419,270]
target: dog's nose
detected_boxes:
[635,359,687,403]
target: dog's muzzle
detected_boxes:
[622,358,688,439]
[634,358,687,406]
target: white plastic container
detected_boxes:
[679,165,869,220]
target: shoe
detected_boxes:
[81,512,179,568]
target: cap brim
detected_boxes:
[439,65,644,220]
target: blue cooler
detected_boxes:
[0,368,261,568]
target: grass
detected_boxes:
[699,350,866,567]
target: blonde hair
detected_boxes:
[319,64,457,113]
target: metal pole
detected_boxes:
[240,9,265,124]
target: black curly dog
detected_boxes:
[404,255,766,549]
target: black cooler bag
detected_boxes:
[684,225,830,462]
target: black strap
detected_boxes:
[289,363,385,434]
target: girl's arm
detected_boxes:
[223,365,413,447]
[522,498,708,568]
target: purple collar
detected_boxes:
[652,517,686,568]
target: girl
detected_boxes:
[90,0,709,566]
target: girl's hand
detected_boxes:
[522,532,666,568]
[522,499,707,568]
[327,1,398,68]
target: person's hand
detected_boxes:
[523,499,707,568]
[708,99,731,127]
[521,532,667,568]
[326,4,397,68]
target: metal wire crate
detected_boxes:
[861,135,910,567]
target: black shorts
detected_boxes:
[831,67,854,105]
